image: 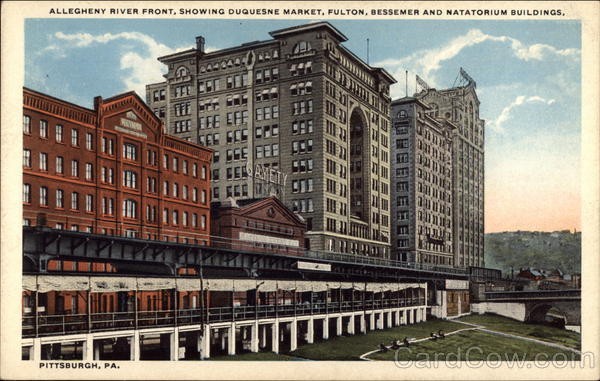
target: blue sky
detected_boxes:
[24,19,582,232]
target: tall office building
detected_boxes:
[390,71,484,268]
[418,72,484,267]
[390,98,456,266]
[146,22,396,257]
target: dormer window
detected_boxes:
[175,66,189,78]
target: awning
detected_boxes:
[305,81,312,88]
[136,278,176,291]
[23,275,38,291]
[295,281,312,292]
[90,276,137,292]
[270,87,278,93]
[175,278,201,291]
[290,64,297,71]
[234,279,257,291]
[206,279,234,291]
[277,280,296,291]
[297,63,305,69]
[305,61,312,68]
[258,280,278,292]
[290,84,297,90]
[28,276,91,292]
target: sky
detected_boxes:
[24,19,582,233]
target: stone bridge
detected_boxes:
[472,290,581,326]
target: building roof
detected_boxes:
[269,21,348,42]
[212,196,305,226]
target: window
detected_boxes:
[39,186,48,206]
[201,215,207,229]
[85,163,93,181]
[85,194,94,212]
[39,153,48,171]
[23,149,31,167]
[201,166,207,179]
[102,137,114,155]
[123,143,137,160]
[71,160,79,177]
[85,133,93,150]
[23,184,31,204]
[71,192,79,210]
[71,129,79,146]
[56,189,64,208]
[293,41,312,54]
[56,125,63,142]
[122,199,137,218]
[23,115,31,134]
[39,120,48,138]
[123,170,137,188]
[201,190,207,204]
[172,210,179,225]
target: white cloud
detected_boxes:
[50,31,197,97]
[488,95,556,133]
[375,29,579,99]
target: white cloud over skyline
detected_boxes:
[50,31,198,96]
[488,95,556,133]
[377,28,580,99]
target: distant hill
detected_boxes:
[484,231,581,276]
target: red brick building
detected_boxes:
[211,196,306,255]
[23,87,213,252]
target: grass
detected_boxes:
[456,314,581,350]
[291,320,465,361]
[205,314,581,362]
[368,330,580,361]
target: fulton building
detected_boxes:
[146,22,396,258]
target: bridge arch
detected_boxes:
[526,303,567,328]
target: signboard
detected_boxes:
[246,162,287,198]
[445,279,469,290]
[246,162,288,186]
[294,261,332,272]
[115,111,147,138]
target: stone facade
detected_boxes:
[417,84,485,268]
[390,98,455,266]
[146,22,396,258]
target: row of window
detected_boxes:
[23,184,93,212]
[24,182,208,230]
[255,67,279,84]
[24,116,94,149]
[255,105,279,121]
[255,144,280,158]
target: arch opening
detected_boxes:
[349,108,368,221]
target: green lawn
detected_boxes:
[456,314,581,349]
[368,330,579,361]
[206,314,581,361]
[291,320,466,361]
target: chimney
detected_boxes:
[196,36,205,53]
